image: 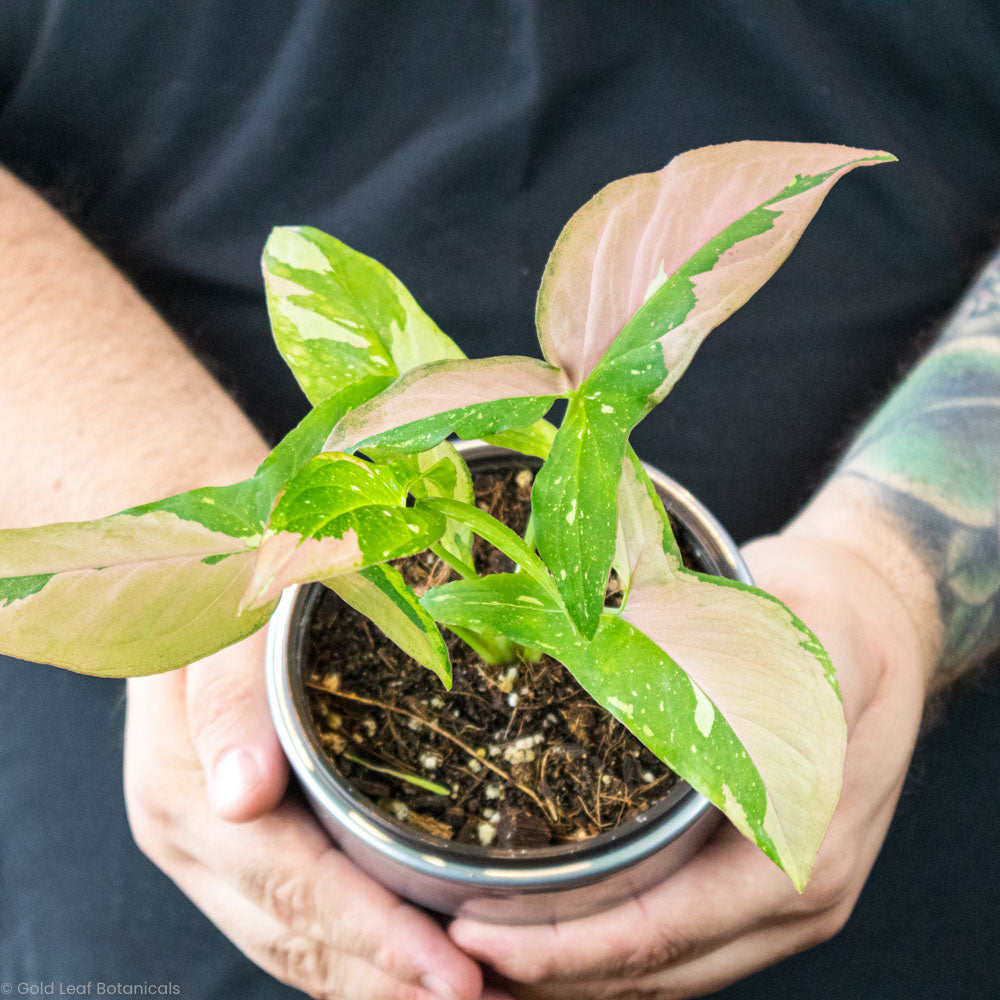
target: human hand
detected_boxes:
[448,528,937,999]
[123,631,484,1000]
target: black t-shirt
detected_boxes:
[1,4,999,998]
[2,1,999,544]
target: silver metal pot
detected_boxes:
[266,443,752,924]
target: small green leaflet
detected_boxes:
[483,417,557,460]
[323,563,451,687]
[532,143,895,636]
[365,441,475,570]
[263,226,464,405]
[244,453,447,609]
[342,753,451,796]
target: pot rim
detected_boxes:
[266,441,752,891]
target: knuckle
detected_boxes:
[621,921,698,976]
[251,866,320,936]
[267,932,341,998]
[816,899,855,943]
[798,851,856,914]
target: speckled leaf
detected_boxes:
[420,569,808,886]
[323,357,566,454]
[0,511,274,676]
[482,417,557,460]
[421,572,583,658]
[537,141,895,389]
[366,440,475,567]
[532,392,640,637]
[263,226,463,404]
[534,142,894,635]
[323,563,451,687]
[616,459,844,890]
[245,453,446,608]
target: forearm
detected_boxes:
[789,248,1000,689]
[0,167,268,527]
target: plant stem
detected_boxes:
[430,542,478,580]
[447,624,516,665]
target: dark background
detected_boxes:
[1,2,999,996]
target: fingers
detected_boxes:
[166,806,484,999]
[449,636,920,998]
[184,630,289,821]
[125,668,484,1000]
[450,823,792,986]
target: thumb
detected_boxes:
[185,629,288,822]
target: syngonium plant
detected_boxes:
[0,141,895,890]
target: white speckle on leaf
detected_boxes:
[517,595,543,605]
[692,682,715,737]
[601,404,615,414]
[566,500,577,525]
[607,696,634,716]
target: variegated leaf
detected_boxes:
[611,447,683,594]
[537,141,895,389]
[323,564,451,687]
[365,440,475,568]
[420,568,825,889]
[323,357,566,454]
[244,453,446,609]
[534,142,894,635]
[482,417,557,460]
[615,455,844,890]
[0,511,274,676]
[263,226,463,404]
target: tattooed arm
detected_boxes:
[834,252,1000,686]
[447,259,1000,998]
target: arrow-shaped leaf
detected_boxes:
[533,142,895,636]
[263,226,464,405]
[615,454,844,890]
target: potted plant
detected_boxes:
[0,140,893,921]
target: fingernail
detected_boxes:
[420,974,462,1000]
[212,748,260,812]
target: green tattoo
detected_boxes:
[840,250,1000,681]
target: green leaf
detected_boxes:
[615,454,843,889]
[482,417,557,460]
[254,375,394,504]
[536,141,895,390]
[531,390,644,638]
[0,511,275,676]
[244,453,447,608]
[263,226,463,405]
[532,142,894,634]
[323,564,451,687]
[421,572,585,658]
[323,357,566,454]
[365,441,475,569]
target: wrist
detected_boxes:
[780,476,943,688]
